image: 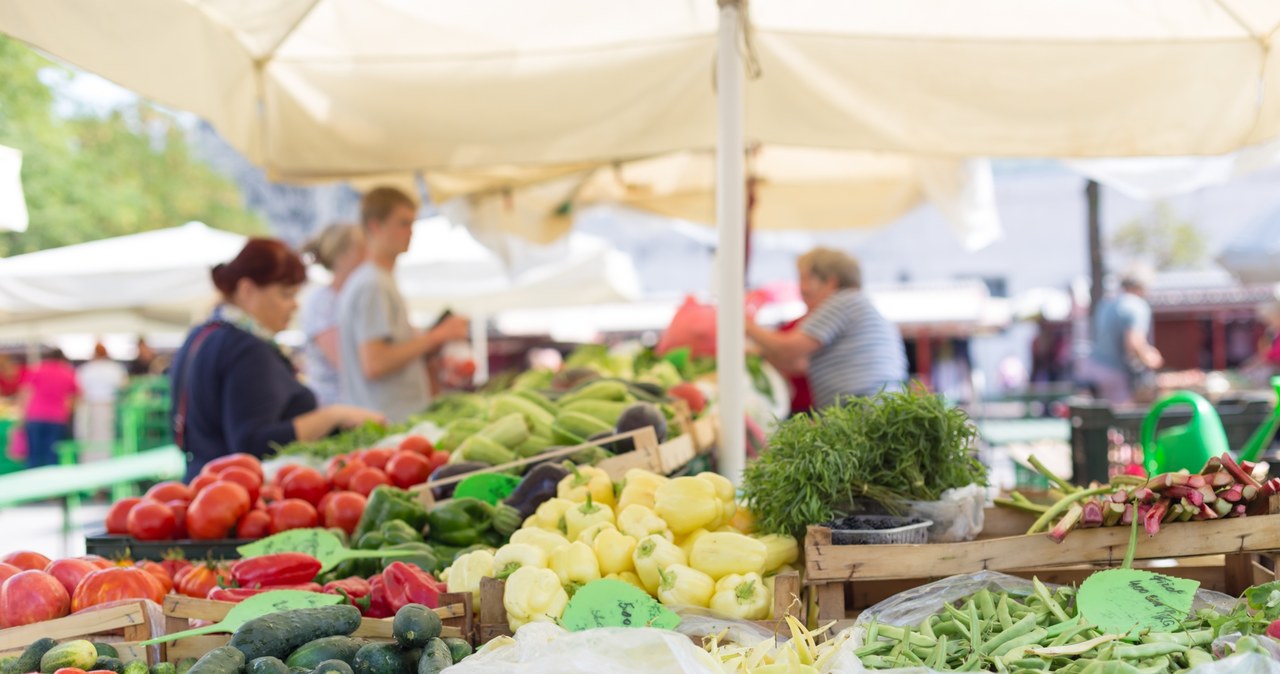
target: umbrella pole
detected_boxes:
[715,0,747,484]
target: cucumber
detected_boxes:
[416,640,451,674]
[175,658,198,674]
[41,640,98,673]
[123,660,150,674]
[1,657,18,674]
[93,656,125,673]
[311,661,354,674]
[284,637,363,670]
[188,646,246,674]
[229,605,362,661]
[289,669,311,674]
[351,644,418,674]
[391,605,441,649]
[150,663,177,674]
[248,656,290,674]
[441,638,471,663]
[14,640,57,674]
[92,644,120,659]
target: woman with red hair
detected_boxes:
[170,238,383,479]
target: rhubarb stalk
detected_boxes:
[1049,503,1085,543]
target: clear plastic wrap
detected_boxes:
[443,623,724,674]
[903,484,986,543]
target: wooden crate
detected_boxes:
[0,600,160,664]
[161,592,474,661]
[476,571,802,643]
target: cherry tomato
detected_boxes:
[385,452,431,489]
[348,467,390,497]
[267,499,318,534]
[398,435,434,455]
[322,491,367,536]
[217,466,262,504]
[281,467,328,506]
[104,497,142,535]
[235,509,271,539]
[127,501,177,541]
[145,481,193,503]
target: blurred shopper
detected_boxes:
[337,187,469,422]
[21,348,78,468]
[301,223,367,405]
[129,337,156,376]
[1242,299,1280,381]
[0,354,23,398]
[76,342,127,460]
[170,238,383,479]
[1079,267,1163,404]
[745,247,907,409]
[775,315,814,415]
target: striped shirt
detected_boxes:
[800,289,908,408]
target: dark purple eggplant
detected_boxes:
[502,462,571,520]
[428,461,490,500]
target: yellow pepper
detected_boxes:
[576,521,617,546]
[593,527,637,575]
[530,497,576,534]
[549,540,601,591]
[654,476,720,535]
[557,465,616,507]
[616,469,669,512]
[755,534,800,573]
[632,533,686,595]
[493,543,548,580]
[445,549,495,604]
[509,527,569,558]
[503,566,569,630]
[709,572,770,620]
[604,571,646,592]
[677,528,711,560]
[697,472,738,528]
[656,564,715,607]
[690,531,768,579]
[564,493,615,540]
[728,505,757,534]
[617,504,672,542]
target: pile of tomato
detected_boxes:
[0,551,176,627]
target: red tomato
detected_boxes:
[205,453,263,478]
[127,501,177,541]
[135,560,173,594]
[218,466,262,504]
[2,551,51,572]
[385,452,431,489]
[165,500,189,539]
[144,481,193,503]
[0,563,21,584]
[71,566,165,612]
[54,668,87,674]
[267,499,319,534]
[188,472,219,494]
[256,484,282,505]
[398,435,434,455]
[668,382,707,414]
[235,510,271,539]
[186,481,251,539]
[274,463,305,486]
[426,450,450,474]
[323,491,367,535]
[159,555,191,581]
[104,497,142,535]
[316,491,335,517]
[348,467,391,497]
[175,562,232,599]
[76,555,113,570]
[44,559,100,596]
[358,448,392,471]
[281,467,328,506]
[329,457,367,491]
[1,570,70,627]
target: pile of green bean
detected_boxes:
[856,579,1222,673]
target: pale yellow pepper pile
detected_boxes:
[443,467,800,630]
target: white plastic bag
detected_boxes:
[904,484,986,542]
[443,623,723,674]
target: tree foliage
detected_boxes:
[1109,201,1206,270]
[0,36,263,255]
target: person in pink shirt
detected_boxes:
[20,348,79,468]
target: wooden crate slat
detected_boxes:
[0,601,151,652]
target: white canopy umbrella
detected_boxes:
[0,144,29,233]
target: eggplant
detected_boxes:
[502,463,571,520]
[617,402,668,443]
[428,461,490,500]
[588,430,634,455]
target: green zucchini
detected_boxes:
[392,605,441,649]
[352,644,418,674]
[311,661,354,674]
[123,660,150,674]
[92,643,120,659]
[93,656,125,673]
[187,646,246,674]
[41,640,98,673]
[416,640,451,674]
[284,637,364,670]
[150,663,177,674]
[175,658,198,674]
[229,605,362,661]
[441,638,471,663]
[248,657,290,674]
[13,640,56,674]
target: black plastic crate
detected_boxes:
[85,532,250,561]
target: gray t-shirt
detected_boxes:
[300,285,340,406]
[799,289,908,408]
[1090,292,1152,372]
[336,263,429,422]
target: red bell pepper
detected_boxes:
[364,573,394,618]
[323,577,372,610]
[231,553,322,589]
[382,561,444,611]
[206,583,324,603]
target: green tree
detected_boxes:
[1109,201,1206,270]
[0,36,262,255]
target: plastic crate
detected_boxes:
[85,533,250,561]
[1068,395,1274,485]
[823,515,932,545]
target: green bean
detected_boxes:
[875,623,936,649]
[993,629,1049,658]
[957,654,983,672]
[865,619,879,645]
[980,613,1039,655]
[1048,623,1097,648]
[1112,642,1186,659]
[1080,660,1143,674]
[1033,634,1122,657]
[1184,648,1214,668]
[1132,656,1171,674]
[1141,629,1212,647]
[1009,658,1049,671]
[927,635,948,669]
[969,601,984,653]
[853,641,890,658]
[919,615,936,640]
[977,588,998,621]
[1034,577,1070,622]
[997,595,1015,630]
[934,620,966,638]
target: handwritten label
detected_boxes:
[143,591,343,644]
[1078,569,1199,632]
[454,474,521,505]
[560,579,680,631]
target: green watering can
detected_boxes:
[1141,377,1280,475]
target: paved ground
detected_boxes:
[0,501,111,559]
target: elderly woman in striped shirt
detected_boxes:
[746,247,908,410]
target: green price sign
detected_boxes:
[1078,569,1199,633]
[560,579,681,631]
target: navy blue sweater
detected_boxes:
[170,322,316,480]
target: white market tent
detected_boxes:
[5,0,1280,478]
[0,144,29,233]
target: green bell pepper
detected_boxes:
[355,530,385,551]
[379,542,440,575]
[352,485,430,541]
[427,497,495,547]
[379,519,425,546]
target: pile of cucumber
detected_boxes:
[1,638,182,674]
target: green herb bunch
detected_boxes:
[741,387,986,538]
